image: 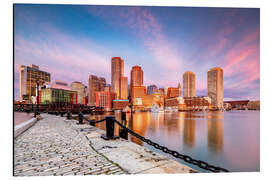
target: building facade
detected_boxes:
[166,87,181,98]
[88,74,106,106]
[71,81,86,104]
[111,57,124,99]
[40,88,77,104]
[112,99,129,110]
[19,64,51,102]
[96,91,116,111]
[120,76,128,99]
[147,85,158,95]
[183,71,196,97]
[207,67,224,108]
[130,66,143,86]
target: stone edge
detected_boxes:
[14,117,37,139]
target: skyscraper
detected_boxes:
[130,66,143,87]
[111,57,124,99]
[88,74,106,106]
[207,67,224,108]
[183,71,196,97]
[19,64,51,102]
[120,76,128,99]
[130,66,143,100]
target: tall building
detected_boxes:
[19,64,51,102]
[71,81,86,104]
[88,74,106,106]
[183,71,196,97]
[111,57,124,99]
[130,65,144,100]
[120,76,128,99]
[130,66,143,86]
[207,67,224,108]
[147,85,158,95]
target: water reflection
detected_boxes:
[207,112,224,153]
[183,113,196,148]
[88,110,259,172]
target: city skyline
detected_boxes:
[14,5,260,101]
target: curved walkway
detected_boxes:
[14,114,126,176]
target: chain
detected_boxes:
[86,118,106,124]
[113,120,229,173]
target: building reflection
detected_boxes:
[128,112,151,145]
[183,112,196,148]
[207,111,224,153]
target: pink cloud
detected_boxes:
[87,6,183,83]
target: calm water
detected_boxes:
[93,111,260,172]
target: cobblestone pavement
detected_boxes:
[14,114,127,176]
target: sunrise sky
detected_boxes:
[14,4,260,100]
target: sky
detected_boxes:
[14,4,260,100]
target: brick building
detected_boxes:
[96,91,116,111]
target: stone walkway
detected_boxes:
[14,114,126,176]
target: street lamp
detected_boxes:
[34,80,40,117]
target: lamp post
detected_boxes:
[34,80,40,118]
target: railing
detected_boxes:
[83,113,229,173]
[29,110,229,173]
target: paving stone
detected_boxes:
[14,113,194,176]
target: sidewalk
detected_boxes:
[14,114,195,176]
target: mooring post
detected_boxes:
[101,116,118,140]
[119,112,128,140]
[67,111,71,120]
[78,112,83,124]
[89,113,95,126]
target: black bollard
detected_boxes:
[78,112,83,124]
[101,116,119,140]
[119,113,128,140]
[67,111,71,120]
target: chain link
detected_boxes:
[113,119,229,173]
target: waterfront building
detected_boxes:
[19,64,51,102]
[111,57,124,99]
[120,76,128,99]
[88,74,106,106]
[96,91,116,111]
[147,85,158,95]
[71,81,86,104]
[165,96,211,111]
[112,99,129,110]
[207,67,223,108]
[130,66,143,86]
[166,87,181,98]
[247,101,260,110]
[131,86,147,102]
[130,65,144,100]
[40,88,77,104]
[183,71,196,97]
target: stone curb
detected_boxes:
[14,117,37,139]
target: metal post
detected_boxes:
[101,116,119,140]
[67,111,71,120]
[119,112,128,140]
[78,112,83,124]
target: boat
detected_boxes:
[151,104,164,113]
